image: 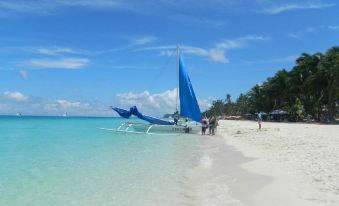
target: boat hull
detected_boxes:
[112,122,201,135]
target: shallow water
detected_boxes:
[0,116,266,206]
[0,116,204,205]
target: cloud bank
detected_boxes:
[3,91,28,101]
[116,89,212,117]
[0,89,212,117]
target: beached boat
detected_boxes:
[101,46,201,135]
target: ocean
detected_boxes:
[0,116,249,206]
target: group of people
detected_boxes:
[173,111,262,134]
[201,115,217,135]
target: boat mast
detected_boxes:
[176,45,179,115]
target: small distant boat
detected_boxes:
[102,46,201,135]
[16,112,22,116]
[62,112,68,117]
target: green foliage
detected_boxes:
[204,47,339,122]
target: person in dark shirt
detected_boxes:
[209,115,216,135]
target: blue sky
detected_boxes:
[0,0,338,116]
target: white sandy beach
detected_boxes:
[216,120,339,206]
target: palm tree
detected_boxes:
[204,46,339,122]
[225,94,231,104]
[318,47,339,120]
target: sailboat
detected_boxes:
[102,46,202,135]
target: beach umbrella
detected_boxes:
[270,109,288,115]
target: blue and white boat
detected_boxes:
[102,46,202,135]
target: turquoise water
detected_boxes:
[0,116,205,206]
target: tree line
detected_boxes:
[203,47,339,122]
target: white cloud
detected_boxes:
[35,47,77,56]
[328,25,339,30]
[3,91,28,101]
[56,100,82,109]
[287,25,339,39]
[208,49,229,64]
[0,0,247,15]
[44,99,90,111]
[29,58,89,69]
[243,55,298,64]
[170,14,226,28]
[262,2,335,14]
[198,97,214,112]
[116,89,177,116]
[1,1,334,19]
[152,45,226,63]
[287,32,301,39]
[144,35,267,64]
[133,36,157,45]
[0,1,50,13]
[8,45,125,57]
[115,88,213,117]
[0,92,111,116]
[0,103,7,111]
[40,99,110,116]
[19,69,28,79]
[216,35,268,50]
[59,0,124,8]
[0,0,128,14]
[0,89,213,116]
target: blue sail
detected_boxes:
[112,106,174,125]
[179,56,202,122]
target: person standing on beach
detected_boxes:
[212,115,217,135]
[201,116,207,135]
[173,111,179,125]
[215,116,218,132]
[184,118,190,133]
[209,115,216,135]
[208,116,212,134]
[258,112,263,130]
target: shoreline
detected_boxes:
[217,120,339,206]
[182,134,271,206]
